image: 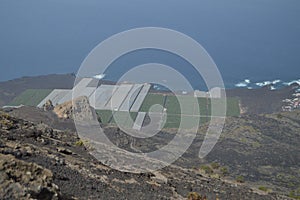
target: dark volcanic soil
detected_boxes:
[0,110,289,200]
[0,74,76,107]
[227,84,298,114]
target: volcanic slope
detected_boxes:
[0,110,288,200]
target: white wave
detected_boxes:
[235,82,248,87]
[255,81,272,87]
[235,79,251,87]
[93,74,106,80]
[255,79,282,87]
[283,79,300,86]
[235,78,299,90]
[245,79,251,84]
[272,79,281,84]
[270,86,276,90]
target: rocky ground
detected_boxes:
[0,110,292,200]
[226,84,299,114]
[180,111,300,195]
[98,112,300,198]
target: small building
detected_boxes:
[194,90,208,98]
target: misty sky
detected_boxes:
[0,0,300,82]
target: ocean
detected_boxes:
[101,49,300,91]
[0,0,299,90]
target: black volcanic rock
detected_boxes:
[227,85,297,114]
[0,154,60,200]
[0,111,287,200]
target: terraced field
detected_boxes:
[162,95,240,128]
[139,93,166,112]
[96,110,113,124]
[110,111,138,128]
[4,87,239,129]
[165,95,239,117]
[96,110,138,128]
[8,89,53,107]
[97,93,240,129]
[9,88,239,130]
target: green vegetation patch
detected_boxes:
[198,97,240,117]
[8,89,53,107]
[258,186,269,192]
[164,95,180,114]
[226,97,240,116]
[140,93,240,117]
[210,162,220,169]
[236,175,245,183]
[197,97,210,116]
[96,110,113,124]
[200,165,214,174]
[187,192,204,200]
[289,189,300,199]
[220,166,229,176]
[96,110,138,128]
[110,111,138,128]
[96,93,240,129]
[165,95,198,115]
[139,93,165,112]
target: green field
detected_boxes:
[96,110,138,128]
[96,93,240,130]
[140,93,240,129]
[96,110,113,124]
[139,93,165,112]
[164,95,239,117]
[8,89,53,107]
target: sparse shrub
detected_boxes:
[200,165,213,174]
[288,182,296,188]
[2,113,10,119]
[236,175,245,183]
[277,113,283,119]
[289,188,300,199]
[258,186,268,192]
[75,139,84,146]
[187,192,207,200]
[210,162,220,169]
[210,173,221,179]
[289,191,300,199]
[220,167,228,175]
[252,141,261,148]
[0,118,14,129]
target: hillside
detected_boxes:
[1,74,299,115]
[0,74,299,199]
[1,103,300,199]
[0,74,76,107]
[0,111,287,200]
[227,84,299,114]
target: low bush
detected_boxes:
[236,175,245,183]
[258,186,268,192]
[200,165,213,174]
[210,162,220,169]
[75,139,84,146]
[187,192,207,200]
